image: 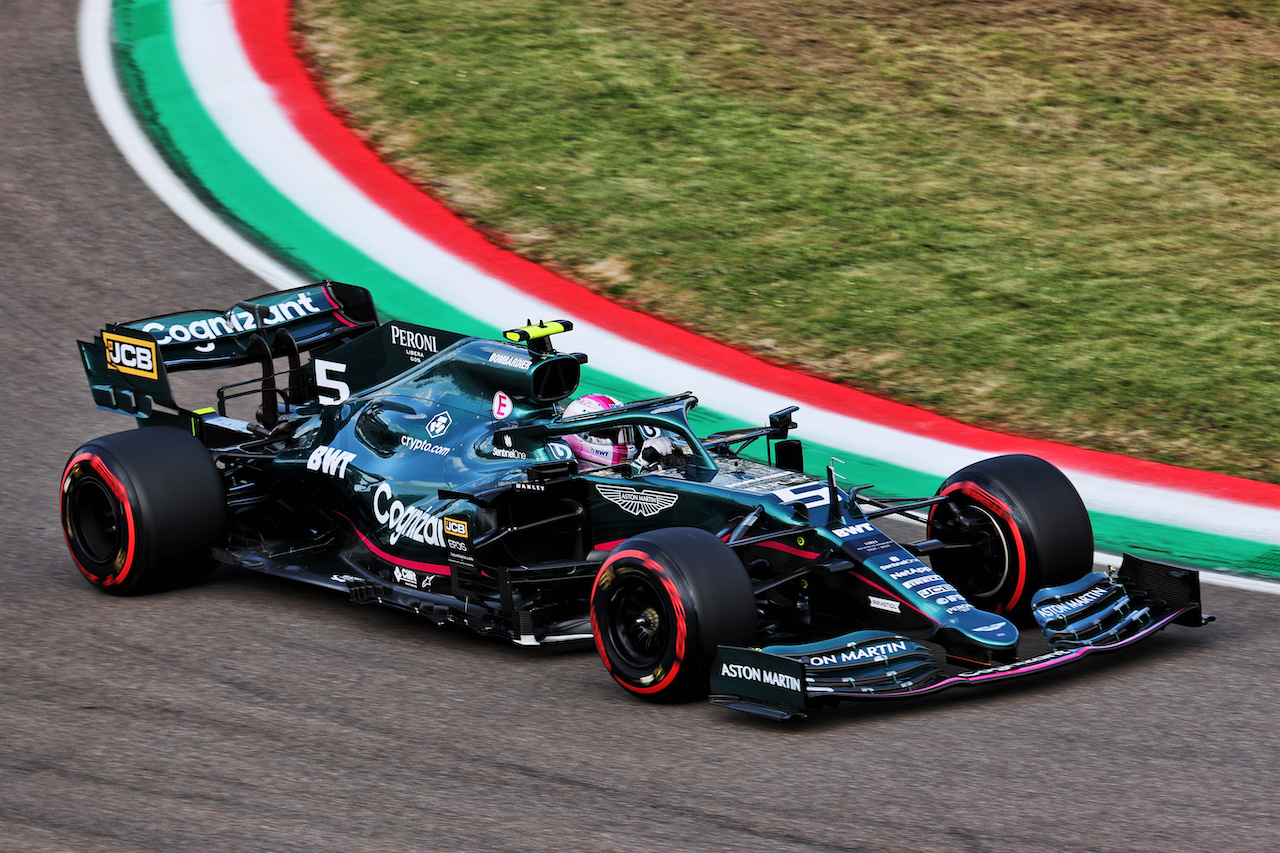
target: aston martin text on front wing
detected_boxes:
[718,663,803,692]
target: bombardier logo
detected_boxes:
[488,351,532,370]
[103,332,158,380]
[596,485,678,518]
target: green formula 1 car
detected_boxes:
[61,282,1211,719]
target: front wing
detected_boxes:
[710,554,1213,720]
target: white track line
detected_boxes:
[1200,571,1280,594]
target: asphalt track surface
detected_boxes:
[4,3,1280,851]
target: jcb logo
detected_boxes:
[103,333,158,380]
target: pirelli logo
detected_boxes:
[103,332,159,380]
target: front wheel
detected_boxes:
[591,527,757,702]
[927,454,1093,623]
[61,427,225,595]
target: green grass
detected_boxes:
[296,0,1280,482]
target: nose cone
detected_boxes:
[949,606,1019,649]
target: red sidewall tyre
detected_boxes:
[591,527,756,702]
[61,427,225,595]
[928,454,1093,622]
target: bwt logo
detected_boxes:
[103,332,158,380]
[307,444,357,478]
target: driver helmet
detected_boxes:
[562,394,638,467]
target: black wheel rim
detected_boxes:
[605,571,671,672]
[931,501,1013,602]
[69,475,125,567]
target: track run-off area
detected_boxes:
[85,0,1280,585]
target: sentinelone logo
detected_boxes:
[103,331,158,380]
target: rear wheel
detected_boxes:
[591,527,756,702]
[927,454,1092,623]
[61,427,225,595]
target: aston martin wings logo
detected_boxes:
[596,484,679,517]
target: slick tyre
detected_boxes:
[61,427,225,595]
[927,454,1093,624]
[591,527,756,702]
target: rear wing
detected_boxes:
[78,281,378,419]
[119,281,376,369]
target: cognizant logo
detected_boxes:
[139,291,325,347]
[372,483,446,547]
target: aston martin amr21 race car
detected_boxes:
[61,282,1211,719]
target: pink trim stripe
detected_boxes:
[231,0,1280,510]
[335,513,452,575]
[320,283,361,327]
[349,526,451,575]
